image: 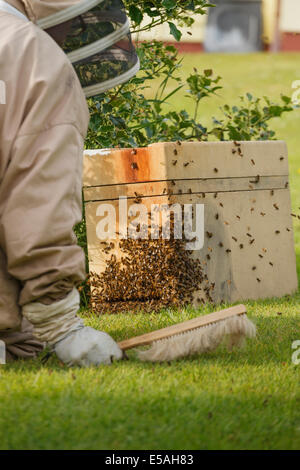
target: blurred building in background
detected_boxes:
[133,0,300,52]
[204,0,263,53]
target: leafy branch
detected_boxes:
[124,0,214,40]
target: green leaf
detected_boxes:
[168,22,182,42]
[281,95,292,105]
[128,5,143,25]
[186,1,195,11]
[204,69,213,77]
[162,0,176,9]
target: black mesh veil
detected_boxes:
[38,0,140,97]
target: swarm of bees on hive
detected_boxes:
[89,215,214,314]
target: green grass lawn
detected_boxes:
[0,53,299,451]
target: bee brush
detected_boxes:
[118,305,256,362]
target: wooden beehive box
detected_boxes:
[83,141,298,310]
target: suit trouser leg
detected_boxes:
[0,248,44,361]
[0,247,21,331]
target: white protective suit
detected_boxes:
[0,0,124,364]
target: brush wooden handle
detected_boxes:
[118,304,247,351]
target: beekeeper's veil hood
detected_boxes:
[16,0,140,97]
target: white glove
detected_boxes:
[22,288,124,367]
[54,326,123,366]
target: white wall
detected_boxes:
[280,0,300,32]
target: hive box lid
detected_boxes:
[83,141,289,188]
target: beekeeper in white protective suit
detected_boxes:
[0,0,139,365]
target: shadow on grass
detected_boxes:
[0,380,299,450]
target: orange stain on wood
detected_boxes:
[120,148,151,183]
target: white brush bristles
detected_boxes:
[137,314,256,362]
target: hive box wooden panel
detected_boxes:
[83,141,298,305]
